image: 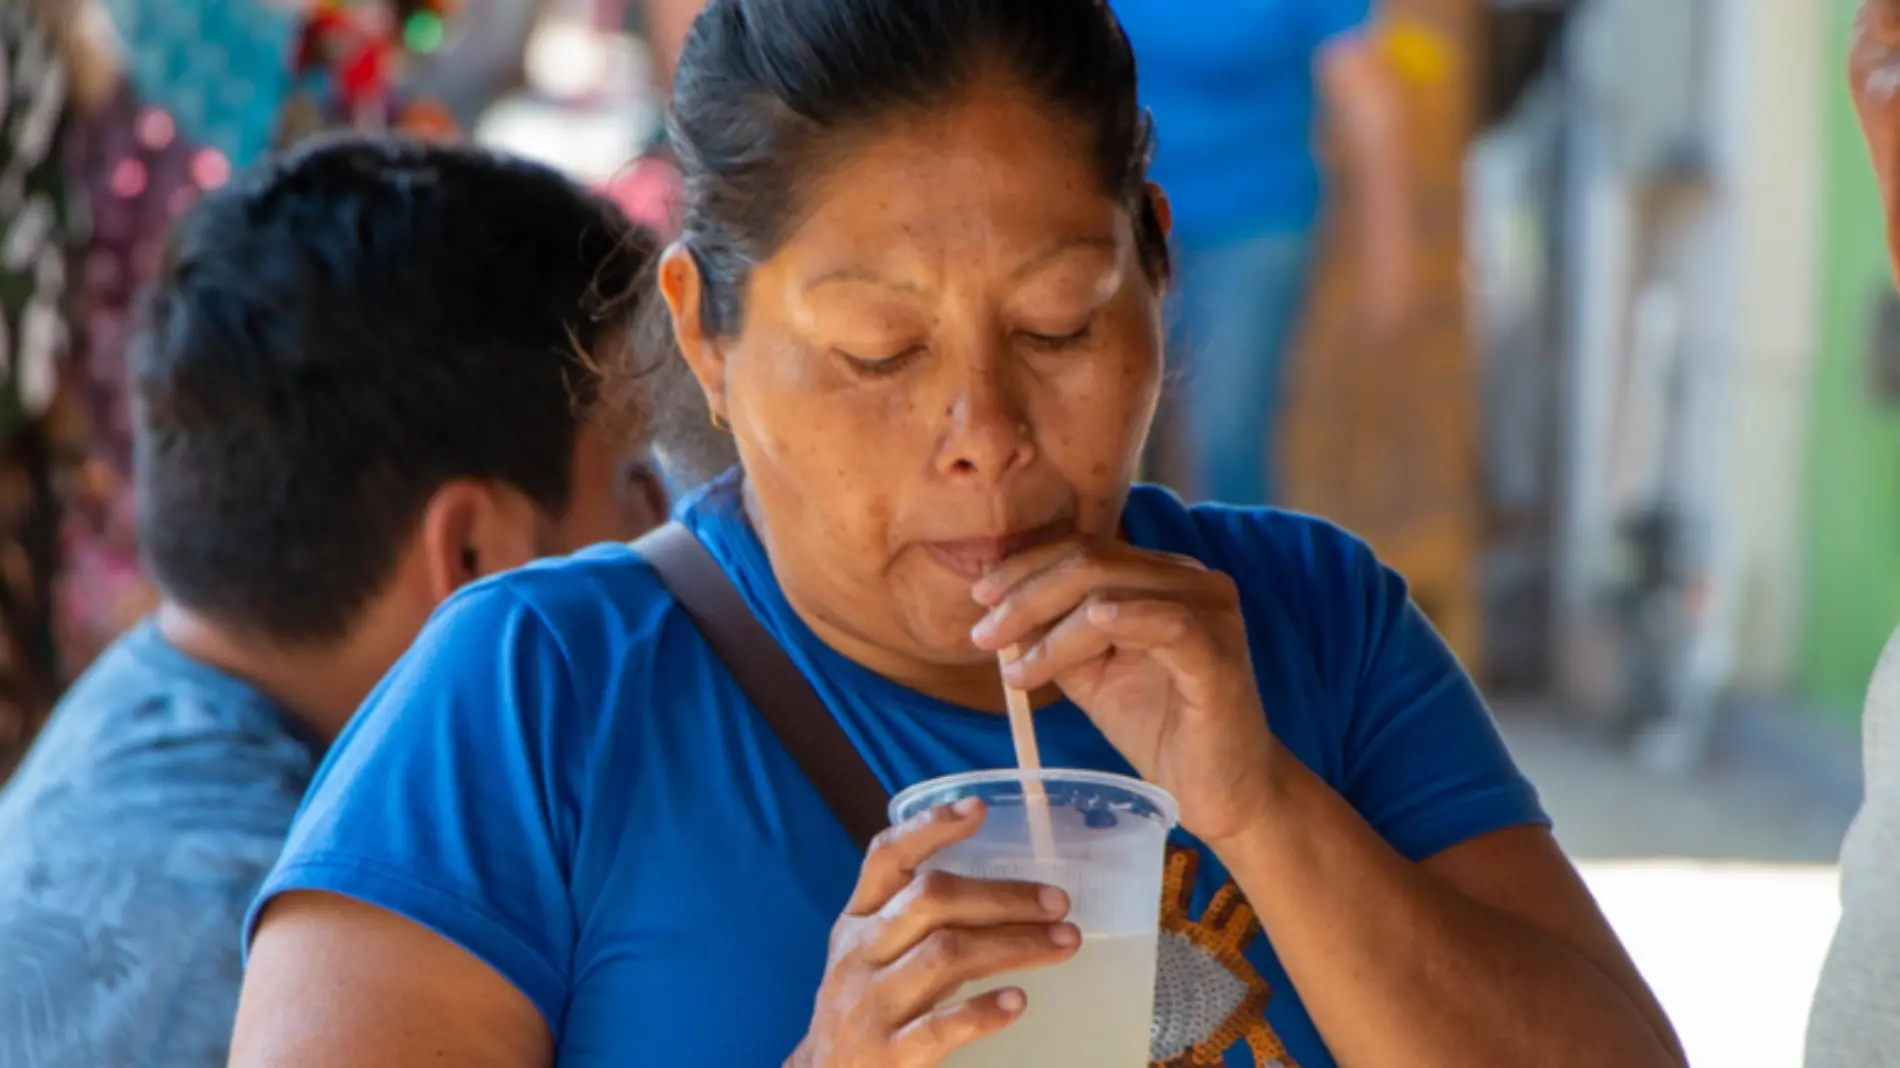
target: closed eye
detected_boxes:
[1023,322,1095,351]
[838,345,928,377]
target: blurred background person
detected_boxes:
[1116,0,1416,506]
[0,137,664,1068]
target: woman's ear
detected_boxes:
[659,244,730,427]
[1146,181,1174,243]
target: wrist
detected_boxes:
[1200,748,1314,869]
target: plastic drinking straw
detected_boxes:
[1001,645,1058,862]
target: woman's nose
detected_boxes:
[936,355,1035,482]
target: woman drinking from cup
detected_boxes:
[232,1,1685,1065]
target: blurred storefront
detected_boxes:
[1457,0,1836,764]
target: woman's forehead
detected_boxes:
[769,98,1126,281]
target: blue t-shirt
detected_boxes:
[251,476,1544,1068]
[0,622,318,1068]
[1114,0,1373,246]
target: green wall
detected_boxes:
[1801,0,1900,717]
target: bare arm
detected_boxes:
[1215,755,1686,1068]
[231,893,554,1068]
[1318,36,1416,340]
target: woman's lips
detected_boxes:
[923,521,1072,580]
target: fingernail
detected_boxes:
[1050,924,1080,948]
[969,612,1001,645]
[980,570,1010,604]
[996,988,1026,1014]
[952,797,982,817]
[999,658,1028,686]
[1087,600,1118,625]
[1038,886,1070,916]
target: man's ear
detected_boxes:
[414,479,536,602]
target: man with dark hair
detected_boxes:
[0,135,666,1067]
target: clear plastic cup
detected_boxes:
[888,769,1179,1068]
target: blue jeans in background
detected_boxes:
[1167,228,1317,506]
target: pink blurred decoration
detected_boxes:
[136,108,175,151]
[601,156,682,239]
[109,158,147,199]
[190,149,231,190]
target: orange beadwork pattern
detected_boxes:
[1151,847,1299,1068]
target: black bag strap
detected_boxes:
[632,521,892,850]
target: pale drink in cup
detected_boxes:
[888,769,1178,1068]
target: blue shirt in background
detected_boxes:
[0,623,318,1068]
[250,475,1544,1068]
[1114,0,1373,246]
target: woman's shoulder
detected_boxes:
[426,542,686,673]
[343,543,703,786]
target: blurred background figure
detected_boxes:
[1115,0,1416,507]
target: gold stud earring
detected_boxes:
[710,410,731,433]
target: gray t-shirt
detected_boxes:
[0,622,316,1068]
[1809,625,1900,1066]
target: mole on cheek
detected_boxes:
[1091,461,1108,477]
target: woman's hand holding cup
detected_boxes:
[788,800,1079,1068]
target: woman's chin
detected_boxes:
[890,607,997,667]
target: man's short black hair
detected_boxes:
[135,135,652,646]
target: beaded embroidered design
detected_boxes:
[1150,846,1298,1068]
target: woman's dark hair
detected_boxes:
[669,0,1170,338]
